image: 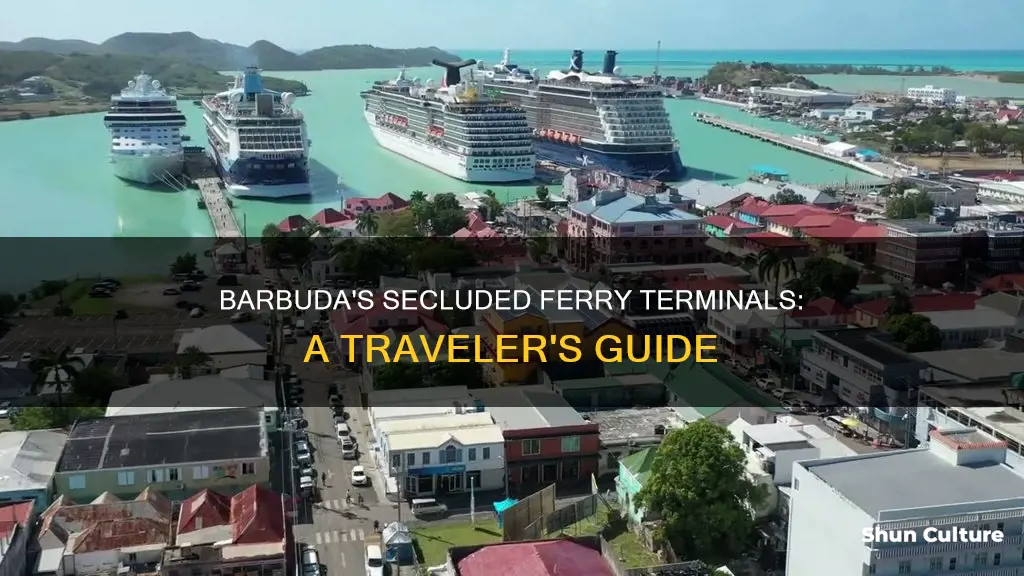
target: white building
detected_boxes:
[708,308,801,357]
[977,180,1024,203]
[918,308,1018,348]
[787,429,1024,576]
[755,87,855,107]
[843,105,883,121]
[822,141,860,158]
[378,412,506,496]
[906,85,958,106]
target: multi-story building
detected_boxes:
[905,84,958,105]
[787,429,1024,576]
[378,412,506,497]
[875,220,965,286]
[53,409,270,502]
[0,430,68,514]
[474,386,600,490]
[564,188,705,271]
[708,308,801,358]
[329,297,447,367]
[800,328,924,425]
[919,308,1018,348]
[954,216,1024,272]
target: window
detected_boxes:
[193,466,210,480]
[561,436,580,453]
[468,448,477,461]
[867,564,875,575]
[522,439,541,456]
[443,445,458,464]
[392,454,401,470]
[997,522,1004,531]
[949,558,957,571]
[68,475,86,490]
[928,557,942,571]
[482,447,491,460]
[149,469,165,483]
[117,471,135,486]
[994,553,1001,566]
[793,478,800,490]
[406,453,415,466]
[897,560,911,574]
[974,553,987,568]
[241,463,254,476]
[422,452,431,465]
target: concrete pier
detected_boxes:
[195,177,242,238]
[693,113,903,180]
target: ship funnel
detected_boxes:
[432,58,478,87]
[242,66,263,95]
[602,51,618,75]
[570,50,584,73]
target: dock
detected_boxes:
[181,147,241,239]
[693,113,903,180]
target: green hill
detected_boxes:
[703,61,821,90]
[0,51,308,99]
[0,32,461,71]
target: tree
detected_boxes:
[933,128,954,155]
[356,212,379,236]
[72,367,126,406]
[409,190,427,205]
[261,224,286,266]
[30,348,85,411]
[480,189,504,222]
[373,362,425,391]
[636,420,765,566]
[757,248,797,385]
[787,257,858,302]
[431,362,485,389]
[885,191,934,219]
[13,405,104,430]
[0,292,19,317]
[376,210,421,237]
[885,313,941,352]
[885,290,913,319]
[535,185,550,205]
[528,234,551,263]
[170,252,198,275]
[768,187,803,205]
[172,346,212,379]
[430,209,469,237]
[964,124,989,152]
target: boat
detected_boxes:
[361,60,534,183]
[479,49,684,181]
[201,66,311,199]
[104,72,186,185]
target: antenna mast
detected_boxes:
[654,40,661,82]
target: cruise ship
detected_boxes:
[480,49,685,181]
[361,60,535,183]
[104,73,186,185]
[202,66,310,199]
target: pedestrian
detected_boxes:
[321,471,326,485]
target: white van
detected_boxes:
[336,422,350,439]
[411,498,448,518]
[824,415,848,433]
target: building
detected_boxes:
[977,292,1024,331]
[474,386,600,491]
[344,192,410,214]
[875,220,965,286]
[176,325,268,370]
[36,487,174,576]
[800,328,924,413]
[707,308,801,357]
[754,87,855,107]
[564,188,705,272]
[0,500,33,576]
[329,297,447,368]
[954,216,1024,271]
[843,104,883,121]
[615,447,655,525]
[663,360,781,426]
[906,84,958,105]
[105,374,278,426]
[378,412,506,497]
[787,430,1024,576]
[789,297,852,328]
[165,485,286,576]
[0,359,33,402]
[450,538,623,576]
[976,180,1024,203]
[584,407,685,476]
[703,214,761,238]
[54,409,270,502]
[0,430,68,514]
[852,293,979,328]
[733,182,840,208]
[919,308,1018,348]
[821,141,859,158]
[676,179,750,212]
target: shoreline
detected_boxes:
[0,102,108,122]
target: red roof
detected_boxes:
[278,214,310,233]
[344,192,411,212]
[231,485,286,545]
[0,501,33,540]
[980,273,1024,293]
[996,109,1024,122]
[760,204,831,219]
[736,196,773,216]
[704,214,759,231]
[791,297,850,318]
[458,540,615,576]
[801,219,884,241]
[856,293,979,318]
[744,231,806,248]
[667,278,744,292]
[311,207,353,227]
[178,489,231,534]
[329,296,447,337]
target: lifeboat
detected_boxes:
[539,129,549,138]
[571,135,581,144]
[552,131,562,141]
[562,133,571,143]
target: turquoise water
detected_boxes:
[4,49,1020,238]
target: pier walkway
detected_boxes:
[196,177,242,238]
[693,113,904,180]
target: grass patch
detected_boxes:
[412,519,502,567]
[553,505,662,569]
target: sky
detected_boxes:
[4,0,1022,51]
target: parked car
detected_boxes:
[295,441,312,464]
[350,466,368,486]
[411,497,448,518]
[755,378,773,391]
[336,422,350,440]
[365,544,384,576]
[20,352,33,362]
[341,440,357,460]
[189,307,204,318]
[163,288,181,296]
[0,402,13,419]
[771,389,789,400]
[230,311,252,323]
[301,545,320,576]
[264,279,275,288]
[299,475,315,493]
[89,288,112,298]
[299,463,314,478]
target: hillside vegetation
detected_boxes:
[703,62,821,90]
[0,52,308,98]
[0,32,460,71]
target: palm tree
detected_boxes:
[410,190,427,205]
[31,348,85,412]
[356,212,379,237]
[757,248,797,388]
[535,185,550,204]
[173,346,213,380]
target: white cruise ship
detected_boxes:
[361,60,534,183]
[104,73,186,185]
[202,66,310,199]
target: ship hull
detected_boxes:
[111,149,184,185]
[365,112,534,183]
[208,144,311,199]
[533,139,686,181]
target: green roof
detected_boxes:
[663,358,785,417]
[620,447,657,484]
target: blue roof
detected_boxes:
[571,194,700,225]
[750,165,789,177]
[858,149,881,157]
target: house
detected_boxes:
[0,500,34,576]
[707,308,801,357]
[53,408,270,502]
[976,292,1024,332]
[276,215,309,234]
[703,214,761,238]
[452,539,619,576]
[734,181,840,208]
[105,374,278,428]
[36,487,173,576]
[843,104,883,121]
[176,325,268,370]
[663,359,780,426]
[0,360,33,402]
[378,412,505,497]
[852,293,979,328]
[584,407,685,476]
[980,273,1024,294]
[164,485,286,576]
[789,297,852,328]
[329,297,447,367]
[474,386,600,490]
[919,308,1018,348]
[615,447,655,526]
[995,108,1024,124]
[0,430,68,514]
[676,180,749,212]
[344,193,410,214]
